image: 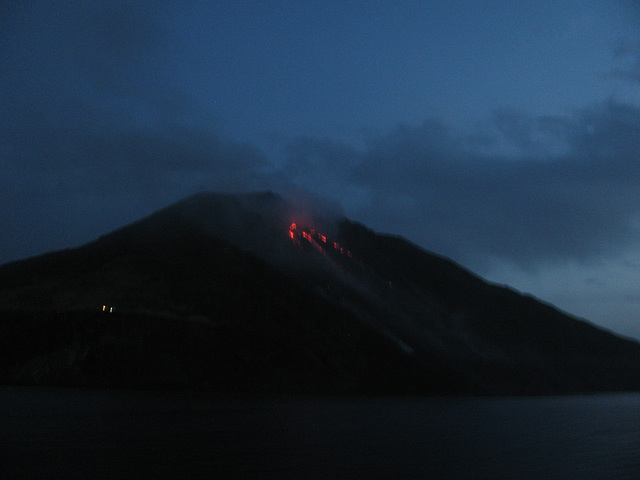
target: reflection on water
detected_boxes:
[2,388,640,479]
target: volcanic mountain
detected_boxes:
[2,191,640,395]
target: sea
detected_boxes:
[1,387,639,479]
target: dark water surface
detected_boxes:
[2,387,640,479]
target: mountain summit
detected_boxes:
[2,191,640,395]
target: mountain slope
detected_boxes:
[338,221,640,393]
[1,191,640,395]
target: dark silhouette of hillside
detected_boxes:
[1,191,640,395]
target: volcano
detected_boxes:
[2,191,640,395]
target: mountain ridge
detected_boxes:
[2,190,640,395]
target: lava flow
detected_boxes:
[289,223,353,260]
[288,222,392,291]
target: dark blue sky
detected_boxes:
[3,1,640,338]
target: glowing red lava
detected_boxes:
[288,223,352,258]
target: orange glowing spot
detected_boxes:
[102,305,106,312]
[288,223,357,267]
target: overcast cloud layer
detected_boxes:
[2,1,640,338]
[288,100,640,268]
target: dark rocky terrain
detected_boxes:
[2,191,640,395]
